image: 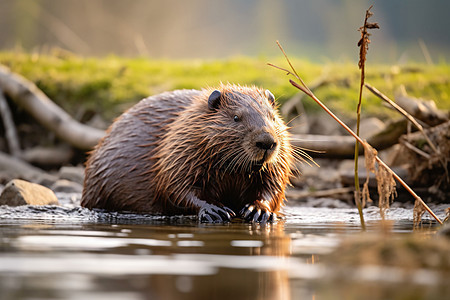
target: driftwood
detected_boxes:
[291,119,407,158]
[366,83,442,160]
[0,151,57,182]
[0,89,21,156]
[286,187,353,200]
[22,146,74,166]
[0,65,105,150]
[400,120,450,201]
[395,86,449,127]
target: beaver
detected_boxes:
[81,84,294,223]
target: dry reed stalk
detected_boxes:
[353,5,379,229]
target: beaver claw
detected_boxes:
[239,204,276,223]
[199,203,235,223]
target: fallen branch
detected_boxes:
[0,65,105,150]
[0,89,21,156]
[22,146,74,166]
[395,85,448,127]
[365,83,439,156]
[290,120,406,158]
[366,82,449,183]
[0,151,57,182]
[286,187,353,201]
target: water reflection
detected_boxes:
[1,220,296,299]
[0,204,448,300]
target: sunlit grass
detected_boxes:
[0,51,448,122]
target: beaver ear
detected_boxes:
[265,90,275,106]
[208,90,221,110]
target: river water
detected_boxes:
[0,193,448,300]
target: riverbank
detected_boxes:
[1,51,449,123]
[0,52,448,221]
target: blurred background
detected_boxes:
[1,0,449,63]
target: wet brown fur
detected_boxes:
[81,84,294,217]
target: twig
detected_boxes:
[402,141,431,159]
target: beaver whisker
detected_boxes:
[227,151,248,173]
[219,150,248,173]
[292,146,317,166]
[275,127,290,136]
[234,152,253,174]
[285,114,303,127]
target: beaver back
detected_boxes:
[81,89,201,212]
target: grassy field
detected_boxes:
[0,51,448,122]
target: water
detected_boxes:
[0,194,448,300]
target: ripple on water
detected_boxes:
[0,193,447,227]
[0,204,197,225]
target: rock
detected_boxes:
[51,179,83,193]
[0,179,59,206]
[58,166,85,185]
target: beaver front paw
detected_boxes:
[199,203,235,223]
[239,203,276,223]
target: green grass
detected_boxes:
[0,51,448,122]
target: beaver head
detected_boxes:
[206,87,284,172]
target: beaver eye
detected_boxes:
[233,115,240,122]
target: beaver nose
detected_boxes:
[255,132,277,150]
